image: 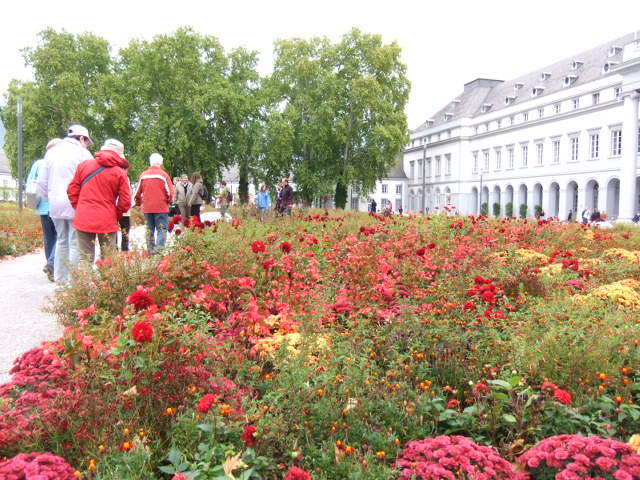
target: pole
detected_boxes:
[478,171,483,215]
[421,144,426,214]
[17,98,24,211]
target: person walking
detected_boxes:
[279,178,294,215]
[26,138,62,281]
[370,199,377,213]
[256,183,271,221]
[218,181,231,219]
[188,172,206,221]
[134,153,174,254]
[37,125,93,283]
[67,139,131,264]
[174,174,192,220]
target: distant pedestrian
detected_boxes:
[279,178,294,215]
[218,181,231,219]
[134,153,175,254]
[188,172,206,221]
[67,139,131,264]
[37,124,93,283]
[257,183,271,221]
[174,174,192,220]
[567,209,573,222]
[633,211,640,223]
[370,199,377,213]
[26,138,62,281]
[581,208,591,224]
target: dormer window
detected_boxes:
[608,46,622,57]
[571,60,583,70]
[504,95,516,105]
[444,112,453,121]
[452,99,461,106]
[602,61,618,73]
[540,72,551,81]
[514,82,524,90]
[563,75,578,87]
[480,103,493,113]
[532,87,545,97]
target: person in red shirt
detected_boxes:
[67,139,131,264]
[134,153,175,253]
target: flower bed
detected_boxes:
[1,211,640,479]
[0,204,42,257]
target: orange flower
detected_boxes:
[614,396,625,404]
[163,407,176,416]
[344,445,356,454]
[219,404,232,416]
[119,441,133,452]
[376,451,386,460]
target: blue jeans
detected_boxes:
[40,214,57,269]
[52,218,79,283]
[144,213,168,253]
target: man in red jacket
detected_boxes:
[134,153,175,253]
[67,139,132,264]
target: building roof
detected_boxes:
[413,32,637,132]
[0,148,11,176]
[385,155,408,179]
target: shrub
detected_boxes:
[506,202,514,217]
[396,435,523,479]
[518,434,640,480]
[0,204,42,257]
[519,203,528,219]
[481,202,489,216]
[493,202,501,217]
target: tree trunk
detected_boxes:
[334,181,347,209]
[239,160,249,204]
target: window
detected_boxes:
[592,92,600,105]
[589,133,600,159]
[417,159,422,178]
[521,144,529,167]
[485,123,490,132]
[410,161,415,180]
[611,129,622,156]
[509,116,515,126]
[475,126,479,135]
[554,103,561,114]
[536,143,544,165]
[428,135,432,143]
[381,184,388,194]
[495,149,502,170]
[396,184,402,195]
[507,147,515,169]
[573,98,580,109]
[426,158,432,178]
[435,156,441,176]
[552,139,560,164]
[350,196,360,210]
[614,87,621,99]
[538,107,544,118]
[570,137,579,161]
[472,151,478,173]
[497,119,502,128]
[523,112,529,121]
[445,154,451,175]
[483,150,490,171]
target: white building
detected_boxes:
[348,157,407,212]
[0,148,17,202]
[403,32,640,221]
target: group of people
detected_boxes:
[28,124,176,283]
[171,173,215,222]
[579,207,608,224]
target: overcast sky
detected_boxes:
[1,0,639,131]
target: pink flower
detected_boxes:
[251,241,266,253]
[131,321,153,343]
[285,466,312,480]
[553,388,572,405]
[196,393,216,413]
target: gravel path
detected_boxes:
[0,250,60,384]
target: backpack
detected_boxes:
[200,184,209,203]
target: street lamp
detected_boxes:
[477,170,484,215]
[421,144,427,214]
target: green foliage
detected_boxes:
[492,202,501,217]
[534,205,544,218]
[480,202,489,216]
[519,203,528,219]
[505,202,514,217]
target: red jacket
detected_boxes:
[134,166,174,214]
[67,150,132,233]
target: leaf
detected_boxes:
[168,448,182,466]
[237,468,255,480]
[222,452,247,478]
[489,379,512,389]
[508,375,522,388]
[502,413,517,423]
[198,423,214,433]
[492,392,510,402]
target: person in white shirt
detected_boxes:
[37,125,93,283]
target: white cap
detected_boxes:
[100,139,125,159]
[67,124,93,145]
[149,153,163,166]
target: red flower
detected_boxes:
[285,466,312,480]
[196,393,216,413]
[127,290,154,311]
[132,321,153,343]
[251,241,266,253]
[553,388,572,405]
[540,381,558,392]
[242,425,257,446]
[463,301,476,311]
[473,382,490,396]
[280,241,292,253]
[175,228,183,236]
[446,399,460,409]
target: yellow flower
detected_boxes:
[628,434,640,454]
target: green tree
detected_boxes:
[1,29,112,176]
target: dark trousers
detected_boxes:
[119,216,131,251]
[190,204,201,221]
[40,214,57,269]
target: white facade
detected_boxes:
[403,33,640,220]
[0,148,17,202]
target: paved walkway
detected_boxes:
[0,212,227,385]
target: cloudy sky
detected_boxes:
[1,0,639,131]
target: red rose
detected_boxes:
[553,388,572,405]
[251,241,266,253]
[131,321,153,343]
[242,425,257,446]
[127,290,154,311]
[285,466,312,480]
[196,393,216,413]
[280,241,292,253]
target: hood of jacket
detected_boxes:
[95,149,129,169]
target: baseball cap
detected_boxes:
[67,124,93,145]
[100,139,125,159]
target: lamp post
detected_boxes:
[421,144,427,214]
[17,98,24,211]
[477,170,484,215]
